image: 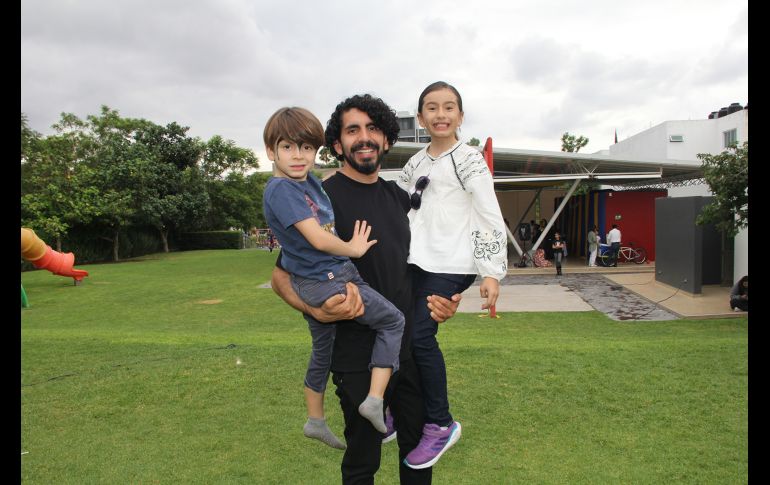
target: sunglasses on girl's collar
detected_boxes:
[410,176,430,210]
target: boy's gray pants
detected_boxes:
[291,261,404,393]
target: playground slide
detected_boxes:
[21,228,89,282]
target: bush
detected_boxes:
[62,225,165,263]
[177,231,244,250]
[20,225,168,269]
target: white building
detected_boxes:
[396,111,430,143]
[604,105,748,281]
[608,104,746,196]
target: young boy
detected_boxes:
[261,107,405,449]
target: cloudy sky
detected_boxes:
[21,0,748,171]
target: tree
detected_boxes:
[21,105,264,261]
[200,135,260,179]
[198,135,263,232]
[133,122,209,252]
[134,121,203,170]
[695,141,748,237]
[559,132,595,194]
[317,146,340,168]
[204,172,269,231]
[467,137,481,147]
[561,132,588,153]
[21,113,41,160]
[74,105,152,261]
[21,114,101,251]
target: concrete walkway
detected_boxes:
[458,282,593,314]
[458,258,741,321]
[603,272,737,319]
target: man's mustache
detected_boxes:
[351,141,380,152]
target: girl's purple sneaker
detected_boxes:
[382,410,397,443]
[403,421,462,469]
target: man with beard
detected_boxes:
[271,94,461,484]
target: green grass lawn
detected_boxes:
[21,249,748,484]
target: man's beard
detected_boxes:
[343,141,384,175]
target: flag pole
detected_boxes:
[482,137,498,319]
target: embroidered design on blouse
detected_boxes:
[399,145,488,192]
[398,153,427,188]
[472,229,505,261]
[455,151,489,188]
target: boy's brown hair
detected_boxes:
[263,107,324,151]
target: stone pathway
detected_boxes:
[496,273,679,321]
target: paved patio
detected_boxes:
[457,258,740,321]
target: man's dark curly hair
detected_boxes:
[324,94,401,161]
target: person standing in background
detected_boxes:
[551,231,565,276]
[530,220,541,245]
[587,225,599,267]
[606,224,621,267]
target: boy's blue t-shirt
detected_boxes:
[263,174,348,281]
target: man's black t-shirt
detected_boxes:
[276,171,414,373]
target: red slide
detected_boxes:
[21,228,89,283]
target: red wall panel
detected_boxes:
[554,189,666,262]
[603,191,666,261]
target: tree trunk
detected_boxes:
[55,235,62,253]
[720,231,734,287]
[159,227,169,253]
[113,230,120,262]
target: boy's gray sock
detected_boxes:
[358,396,387,433]
[304,417,346,450]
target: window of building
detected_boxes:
[723,128,737,148]
[398,118,415,131]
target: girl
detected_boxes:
[552,231,565,276]
[397,81,508,469]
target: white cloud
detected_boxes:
[22,0,748,164]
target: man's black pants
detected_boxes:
[332,357,432,485]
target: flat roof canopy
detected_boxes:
[380,142,705,189]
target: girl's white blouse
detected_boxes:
[397,140,508,280]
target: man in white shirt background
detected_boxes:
[607,224,622,267]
